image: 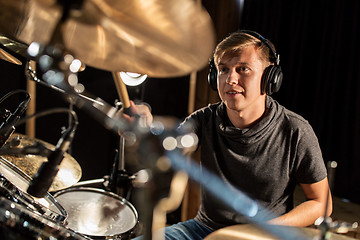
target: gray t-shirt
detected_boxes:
[181,96,327,230]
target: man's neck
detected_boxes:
[226,98,266,129]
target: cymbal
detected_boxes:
[204,224,355,240]
[0,0,215,77]
[0,133,82,192]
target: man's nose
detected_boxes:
[225,70,239,85]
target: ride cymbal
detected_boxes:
[0,133,82,192]
[0,0,215,77]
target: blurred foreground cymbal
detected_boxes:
[0,133,82,192]
[0,0,215,77]
[204,224,355,240]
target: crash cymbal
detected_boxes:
[204,224,355,240]
[0,133,82,192]
[0,0,215,77]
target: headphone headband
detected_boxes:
[239,30,280,66]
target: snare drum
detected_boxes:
[0,156,67,222]
[54,187,138,239]
[0,196,88,240]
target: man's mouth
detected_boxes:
[226,90,243,95]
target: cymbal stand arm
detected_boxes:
[25,60,37,138]
[318,161,337,240]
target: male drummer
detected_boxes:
[131,30,332,240]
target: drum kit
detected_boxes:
[0,0,358,240]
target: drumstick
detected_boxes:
[112,72,132,115]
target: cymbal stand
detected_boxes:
[102,72,138,200]
[316,161,337,240]
[316,161,359,239]
[105,135,134,200]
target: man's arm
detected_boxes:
[268,178,332,227]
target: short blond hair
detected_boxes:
[213,31,276,68]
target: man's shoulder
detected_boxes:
[192,102,222,116]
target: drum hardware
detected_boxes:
[315,161,338,239]
[0,108,11,123]
[315,161,359,238]
[106,145,135,201]
[0,89,31,147]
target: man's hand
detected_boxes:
[120,100,153,127]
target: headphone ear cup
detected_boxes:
[261,65,283,95]
[208,60,218,91]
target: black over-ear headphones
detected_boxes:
[207,30,283,95]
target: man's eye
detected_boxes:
[238,67,249,72]
[219,67,227,73]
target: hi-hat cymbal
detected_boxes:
[0,0,215,77]
[204,224,355,240]
[0,133,82,192]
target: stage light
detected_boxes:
[119,72,147,86]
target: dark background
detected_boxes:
[1,0,360,210]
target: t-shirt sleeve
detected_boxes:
[178,109,203,142]
[294,122,327,184]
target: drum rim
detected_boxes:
[53,186,139,239]
[0,156,68,222]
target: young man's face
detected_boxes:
[217,45,267,114]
